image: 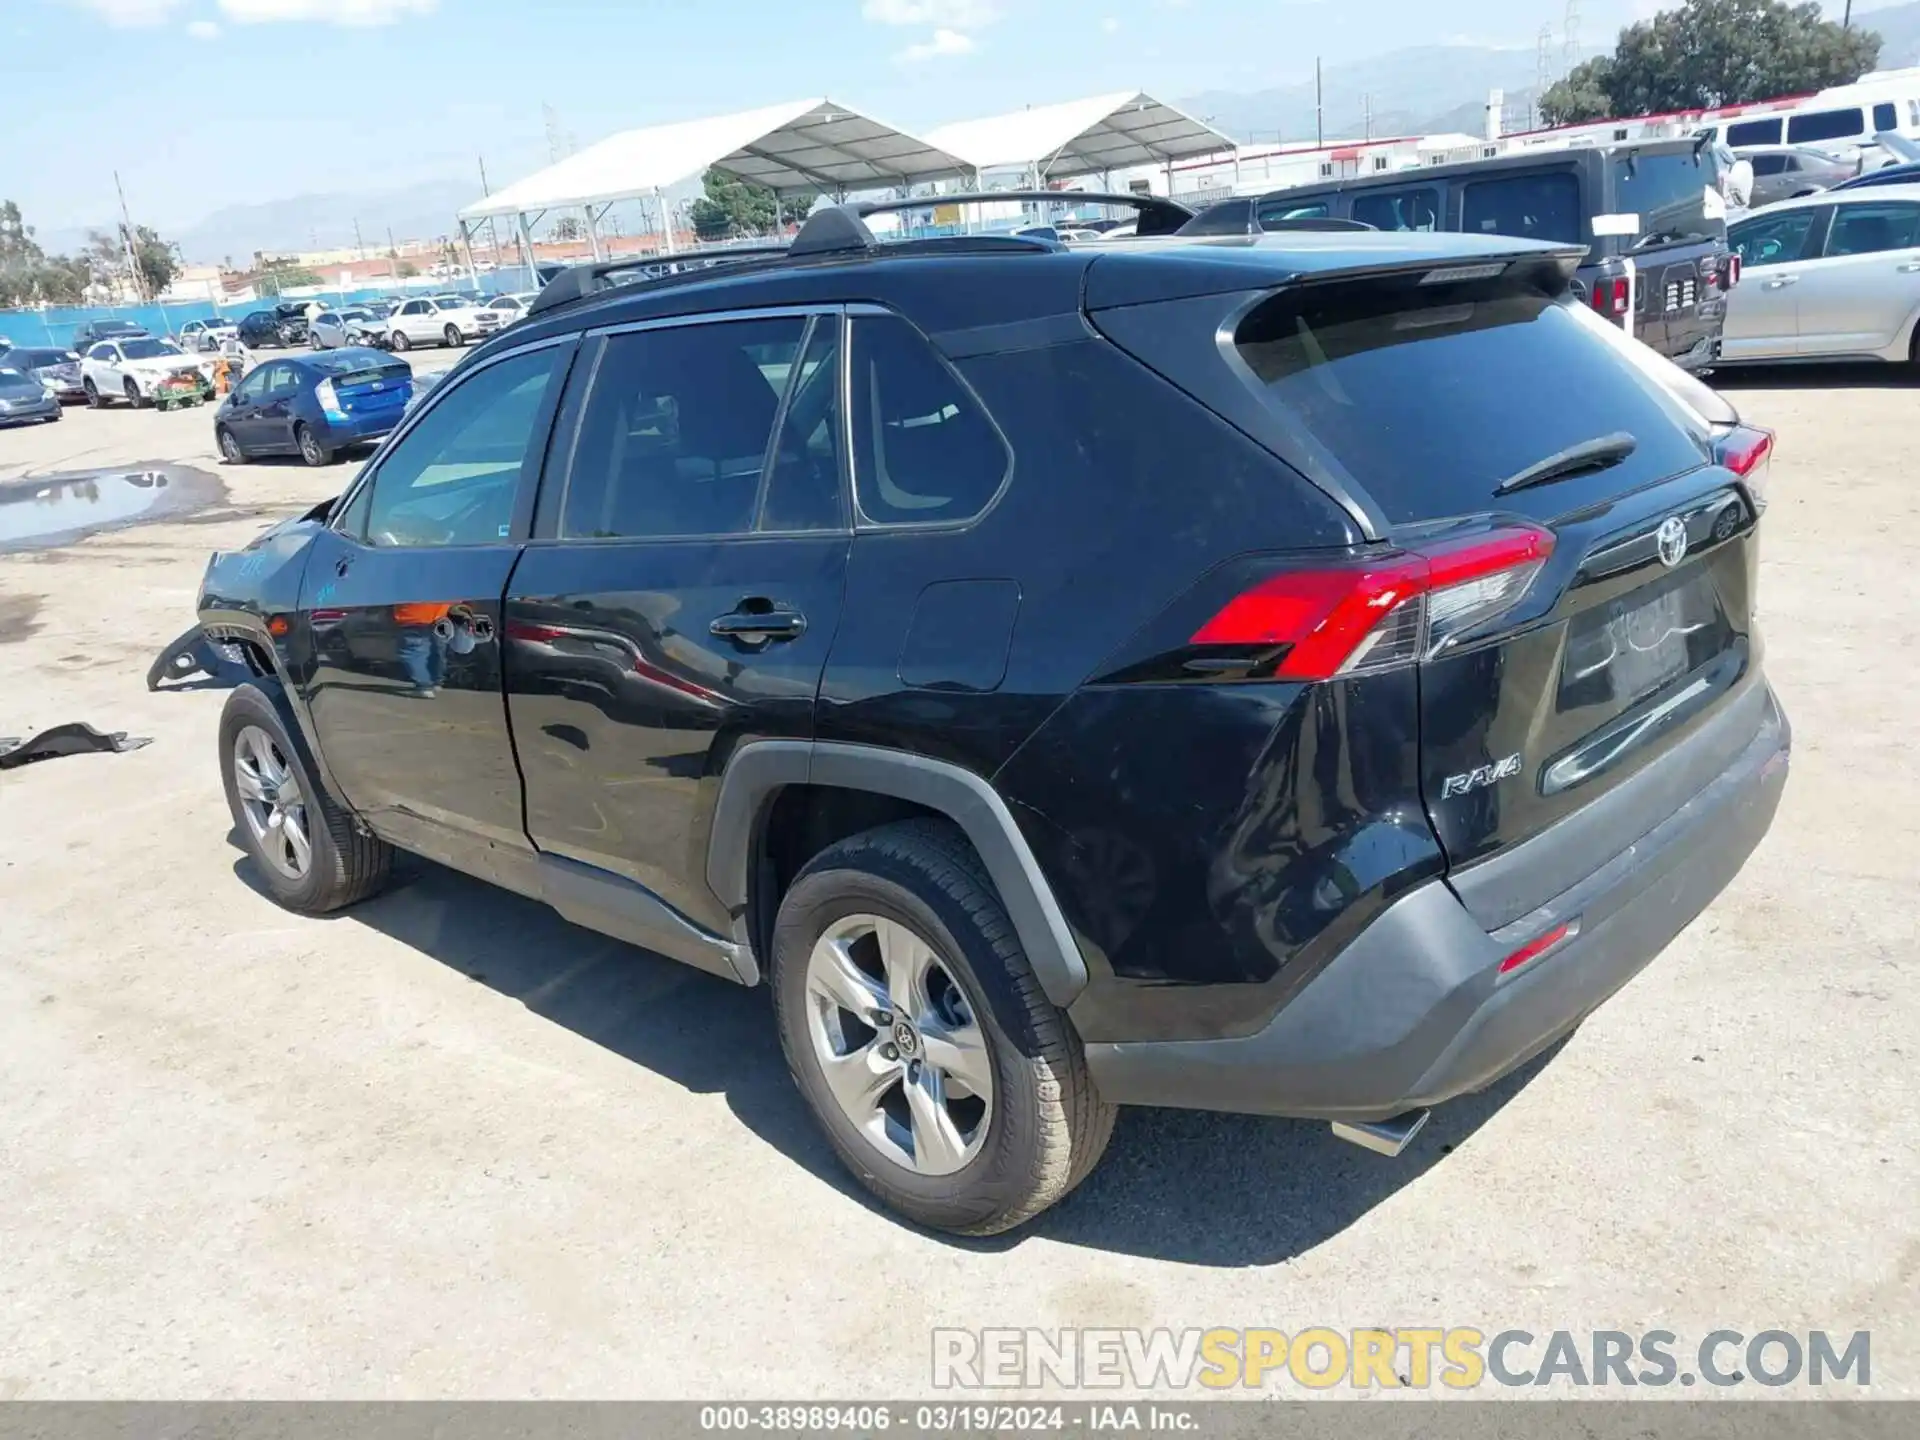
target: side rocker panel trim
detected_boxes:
[707,740,1090,1007]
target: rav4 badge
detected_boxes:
[1441,754,1523,798]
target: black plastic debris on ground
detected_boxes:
[0,723,152,770]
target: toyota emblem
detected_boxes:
[1656,516,1689,569]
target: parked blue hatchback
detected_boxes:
[215,349,413,467]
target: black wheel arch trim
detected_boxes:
[706,740,1090,1007]
[200,608,355,821]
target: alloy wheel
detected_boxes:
[232,725,312,880]
[803,913,993,1176]
[219,429,242,463]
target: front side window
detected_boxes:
[1729,209,1821,267]
[561,316,808,540]
[1258,199,1330,227]
[849,313,1009,527]
[1350,187,1440,232]
[1462,170,1582,245]
[1824,201,1920,257]
[89,344,116,361]
[1787,108,1863,144]
[1750,154,1788,176]
[1726,118,1781,148]
[235,368,269,401]
[401,301,426,317]
[359,346,563,548]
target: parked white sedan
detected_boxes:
[1724,183,1920,363]
[177,316,239,352]
[483,291,541,325]
[383,295,504,351]
[80,337,216,408]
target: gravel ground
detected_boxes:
[0,363,1914,1400]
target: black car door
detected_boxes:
[504,311,850,940]
[225,366,271,448]
[297,337,574,882]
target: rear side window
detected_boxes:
[561,316,808,539]
[1788,108,1862,144]
[1350,187,1440,232]
[1749,154,1788,176]
[1726,118,1781,147]
[1461,171,1581,245]
[1231,281,1710,524]
[1730,209,1821,267]
[1824,201,1920,257]
[1873,102,1897,132]
[849,313,1009,527]
[1612,149,1719,250]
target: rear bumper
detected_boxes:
[320,413,401,446]
[1084,686,1790,1122]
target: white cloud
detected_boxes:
[864,0,999,25]
[186,17,220,36]
[897,25,976,60]
[1100,14,1119,31]
[66,0,185,27]
[216,0,438,24]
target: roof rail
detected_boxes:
[790,189,1195,256]
[526,246,792,318]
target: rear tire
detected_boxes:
[295,423,330,467]
[771,818,1115,1235]
[219,683,393,915]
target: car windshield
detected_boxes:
[13,349,70,367]
[122,339,182,360]
[0,366,26,380]
[339,310,370,321]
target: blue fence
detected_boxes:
[0,268,542,352]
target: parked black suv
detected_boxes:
[198,198,1789,1234]
[1184,139,1738,371]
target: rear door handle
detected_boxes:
[1898,262,1920,273]
[1763,276,1799,288]
[710,607,807,642]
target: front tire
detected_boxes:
[444,324,463,348]
[390,330,411,352]
[219,684,393,914]
[771,819,1115,1235]
[84,379,102,409]
[217,426,246,464]
[124,377,146,408]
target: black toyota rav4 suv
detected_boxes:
[199,196,1789,1234]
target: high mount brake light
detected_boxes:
[1716,424,1774,511]
[1191,527,1555,682]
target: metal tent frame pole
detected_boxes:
[457,220,481,292]
[586,203,605,262]
[517,211,538,287]
[656,187,677,256]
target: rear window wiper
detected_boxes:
[1494,432,1638,495]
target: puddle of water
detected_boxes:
[0,466,228,554]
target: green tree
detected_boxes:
[130,225,179,298]
[549,214,584,242]
[257,262,322,296]
[685,170,819,240]
[1542,0,1880,125]
[397,261,420,278]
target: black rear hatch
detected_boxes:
[1088,241,1768,926]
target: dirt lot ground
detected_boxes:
[0,363,1915,1400]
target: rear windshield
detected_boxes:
[1461,171,1582,246]
[1232,280,1712,524]
[1613,148,1721,250]
[314,356,409,385]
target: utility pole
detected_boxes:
[1843,0,1852,25]
[479,154,504,270]
[1363,92,1372,142]
[113,170,143,302]
[387,226,399,287]
[1315,57,1324,148]
[353,218,365,261]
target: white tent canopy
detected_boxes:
[925,92,1235,181]
[460,97,973,222]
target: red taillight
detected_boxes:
[1499,920,1577,975]
[1589,276,1629,320]
[1190,526,1555,681]
[1726,254,1742,288]
[1715,423,1773,512]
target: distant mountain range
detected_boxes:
[38,2,1920,266]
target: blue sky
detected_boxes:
[8,0,1892,234]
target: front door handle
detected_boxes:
[710,606,807,642]
[1763,275,1799,289]
[1898,262,1920,273]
